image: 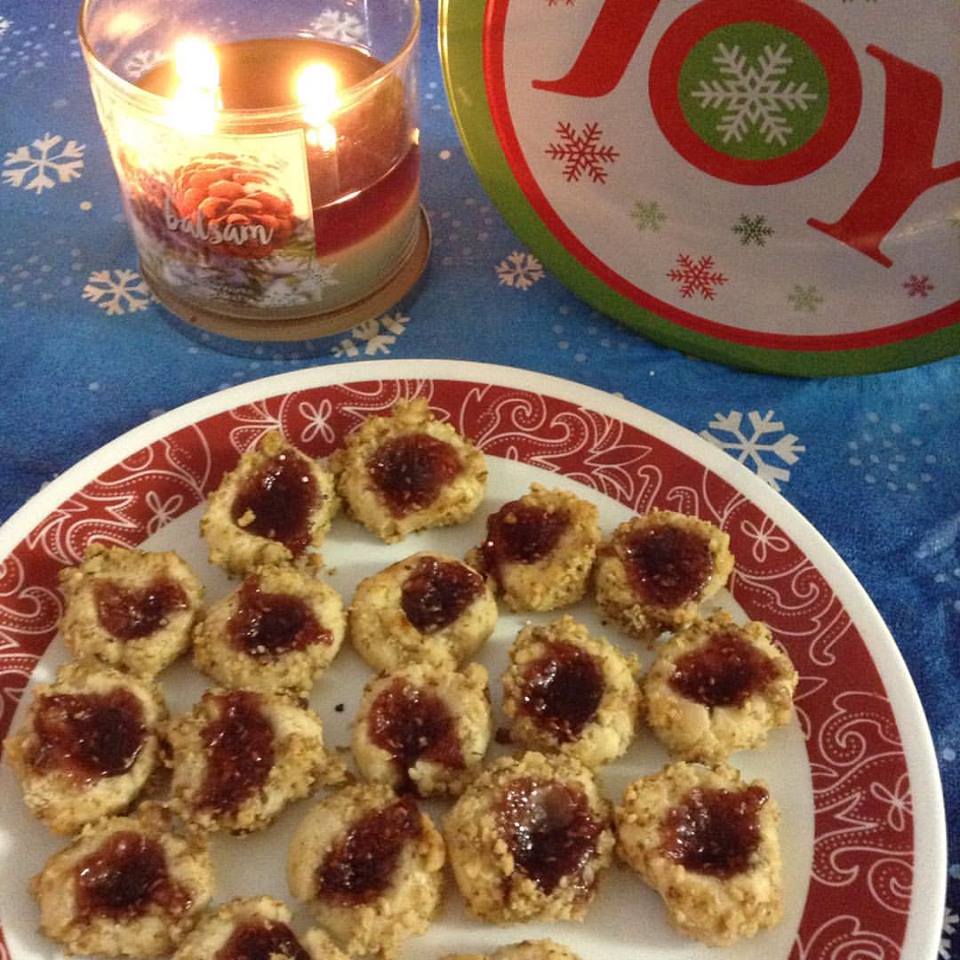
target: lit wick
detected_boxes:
[167,37,221,134]
[297,63,339,152]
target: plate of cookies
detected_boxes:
[0,360,945,960]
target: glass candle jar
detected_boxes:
[79,0,424,339]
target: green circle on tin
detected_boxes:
[678,22,829,160]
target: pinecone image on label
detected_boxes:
[169,154,300,259]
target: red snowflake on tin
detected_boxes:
[546,122,619,184]
[903,274,934,297]
[667,254,729,300]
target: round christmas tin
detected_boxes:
[440,0,960,375]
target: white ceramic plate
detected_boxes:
[0,360,945,958]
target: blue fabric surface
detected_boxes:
[0,0,957,952]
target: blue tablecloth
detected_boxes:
[0,0,957,953]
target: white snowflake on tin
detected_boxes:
[309,9,366,43]
[495,251,545,290]
[690,43,819,146]
[82,269,152,316]
[941,907,958,960]
[332,311,410,358]
[3,133,85,195]
[0,16,11,37]
[700,410,805,489]
[123,48,164,80]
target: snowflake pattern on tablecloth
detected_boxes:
[123,49,164,80]
[430,196,502,269]
[309,9,366,43]
[546,122,619,184]
[667,253,728,300]
[942,907,958,959]
[0,16,11,37]
[0,238,79,308]
[631,200,666,233]
[732,214,774,246]
[495,251,545,290]
[332,312,410,358]
[81,269,153,316]
[904,274,934,298]
[701,410,805,489]
[2,133,85,194]
[847,409,939,495]
[788,284,824,313]
[691,43,819,146]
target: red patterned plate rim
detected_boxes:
[0,359,945,959]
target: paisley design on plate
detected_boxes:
[0,378,914,957]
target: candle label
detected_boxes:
[98,88,339,313]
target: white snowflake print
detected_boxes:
[631,200,666,233]
[546,122,619,184]
[123,48,164,80]
[495,251,545,290]
[309,9,366,43]
[788,284,824,313]
[701,410,805,489]
[667,253,728,300]
[3,133,85,194]
[0,15,11,37]
[691,43,819,146]
[259,262,339,307]
[941,907,958,960]
[332,311,410,358]
[82,269,152,316]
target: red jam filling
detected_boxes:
[231,450,317,554]
[670,631,780,708]
[620,524,713,608]
[228,577,327,660]
[519,641,604,742]
[75,831,190,920]
[481,502,569,588]
[368,679,464,793]
[661,785,768,878]
[94,578,188,640]
[198,691,275,814]
[498,778,602,894]
[400,556,484,633]
[367,433,463,518]
[317,797,422,905]
[215,920,310,960]
[31,689,146,782]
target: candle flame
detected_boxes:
[167,37,221,134]
[297,62,339,151]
